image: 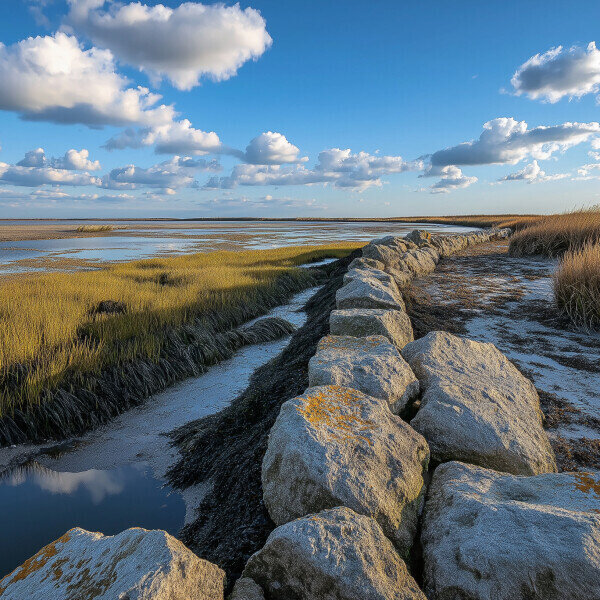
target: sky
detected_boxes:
[0,1,600,218]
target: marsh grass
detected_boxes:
[0,243,359,430]
[509,208,600,256]
[75,224,117,232]
[553,243,600,328]
[392,215,541,230]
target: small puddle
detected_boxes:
[0,285,319,578]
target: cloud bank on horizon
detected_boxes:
[1,0,600,215]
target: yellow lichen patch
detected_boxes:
[296,386,376,446]
[573,472,600,500]
[0,531,72,594]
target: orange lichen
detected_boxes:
[573,472,600,500]
[0,531,72,594]
[296,386,376,445]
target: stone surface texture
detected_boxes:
[243,507,427,600]
[422,461,600,600]
[402,331,556,475]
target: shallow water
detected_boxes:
[0,220,474,274]
[0,286,317,578]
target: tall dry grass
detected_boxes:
[509,208,600,257]
[393,215,542,230]
[75,224,117,232]
[553,243,600,328]
[0,243,359,416]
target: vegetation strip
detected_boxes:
[0,243,360,445]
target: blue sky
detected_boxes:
[0,1,599,218]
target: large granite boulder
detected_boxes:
[401,248,439,276]
[422,462,600,600]
[336,274,406,311]
[430,234,468,257]
[329,308,414,349]
[348,256,386,271]
[402,331,556,475]
[0,528,225,600]
[343,267,397,286]
[262,385,429,554]
[362,241,405,265]
[243,507,427,600]
[309,335,419,414]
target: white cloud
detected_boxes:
[0,162,101,187]
[0,32,174,126]
[67,0,272,90]
[17,148,101,170]
[104,119,223,155]
[429,117,600,167]
[511,42,600,103]
[243,132,307,164]
[101,155,219,190]
[577,162,600,178]
[499,160,569,183]
[429,166,477,194]
[206,148,422,190]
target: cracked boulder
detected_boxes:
[336,274,406,311]
[262,385,429,554]
[422,462,600,600]
[402,331,557,475]
[243,507,427,600]
[309,335,419,413]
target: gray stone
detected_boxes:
[402,331,557,475]
[0,527,225,600]
[309,335,419,414]
[329,308,414,349]
[405,230,432,246]
[243,507,427,600]
[229,578,265,600]
[422,461,600,600]
[262,385,429,554]
[336,275,406,311]
[348,256,386,271]
[343,267,397,286]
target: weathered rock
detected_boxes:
[369,235,408,253]
[309,335,419,413]
[336,274,406,311]
[383,263,413,288]
[401,247,439,276]
[402,331,557,475]
[230,577,265,600]
[262,385,429,553]
[329,308,414,349]
[405,229,432,246]
[361,241,404,265]
[431,234,468,257]
[422,462,600,600]
[0,527,225,600]
[243,507,427,600]
[348,256,386,271]
[343,267,397,285]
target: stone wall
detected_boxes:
[5,228,600,600]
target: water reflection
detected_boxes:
[0,462,185,578]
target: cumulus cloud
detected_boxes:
[511,42,600,103]
[101,155,219,191]
[206,148,422,190]
[243,132,307,164]
[104,119,223,155]
[429,166,477,194]
[499,160,569,183]
[67,0,272,90]
[0,32,174,126]
[0,162,101,187]
[430,117,600,167]
[17,148,101,170]
[576,162,600,178]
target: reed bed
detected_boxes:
[75,224,117,232]
[392,214,541,230]
[509,208,600,257]
[0,242,359,438]
[553,243,600,328]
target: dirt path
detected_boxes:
[405,239,600,472]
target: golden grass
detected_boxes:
[390,215,542,230]
[509,208,600,257]
[0,242,360,415]
[553,243,600,328]
[75,224,116,232]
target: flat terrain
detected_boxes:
[406,239,600,471]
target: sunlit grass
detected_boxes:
[553,243,600,328]
[75,224,117,232]
[509,208,600,256]
[391,214,541,230]
[0,242,360,416]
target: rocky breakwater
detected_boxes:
[236,228,600,599]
